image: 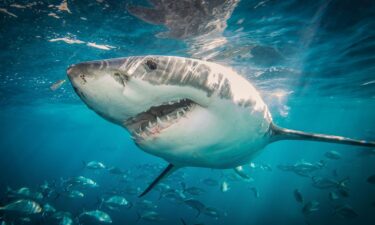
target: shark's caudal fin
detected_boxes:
[270,123,375,147]
[139,163,178,197]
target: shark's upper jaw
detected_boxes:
[123,98,196,140]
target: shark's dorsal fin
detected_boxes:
[139,163,178,197]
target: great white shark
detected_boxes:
[67,55,375,197]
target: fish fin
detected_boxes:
[180,218,188,225]
[180,182,186,192]
[233,167,250,180]
[195,209,201,218]
[136,212,141,223]
[81,160,86,168]
[96,197,103,209]
[139,163,179,197]
[81,207,87,215]
[158,192,163,200]
[270,123,375,147]
[53,192,61,200]
[338,177,350,188]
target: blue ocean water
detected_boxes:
[1,0,375,225]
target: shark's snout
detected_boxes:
[66,64,76,78]
[67,61,104,82]
[67,63,82,79]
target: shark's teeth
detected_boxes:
[126,99,196,140]
[134,131,140,136]
[156,117,163,124]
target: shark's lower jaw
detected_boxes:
[123,99,196,140]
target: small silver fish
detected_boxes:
[181,182,205,196]
[6,186,43,200]
[137,211,164,222]
[334,205,358,219]
[43,203,56,213]
[83,160,106,170]
[329,191,339,201]
[136,199,158,210]
[50,79,66,91]
[107,166,125,175]
[250,187,259,198]
[79,210,112,223]
[293,189,303,204]
[103,195,132,209]
[64,176,98,188]
[324,150,342,160]
[63,190,84,198]
[0,199,42,215]
[204,207,222,219]
[302,201,319,215]
[59,216,74,225]
[201,178,218,186]
[184,199,205,217]
[221,181,230,193]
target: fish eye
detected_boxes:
[145,59,157,70]
[116,72,129,81]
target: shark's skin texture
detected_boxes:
[67,56,375,171]
[67,56,272,168]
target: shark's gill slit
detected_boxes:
[113,72,129,86]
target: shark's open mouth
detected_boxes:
[124,99,196,139]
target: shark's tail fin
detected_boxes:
[270,123,375,147]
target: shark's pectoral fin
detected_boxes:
[139,163,179,197]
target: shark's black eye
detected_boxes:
[146,59,157,70]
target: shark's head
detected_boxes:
[67,56,272,168]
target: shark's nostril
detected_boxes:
[79,74,87,83]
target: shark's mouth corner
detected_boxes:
[123,99,196,140]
